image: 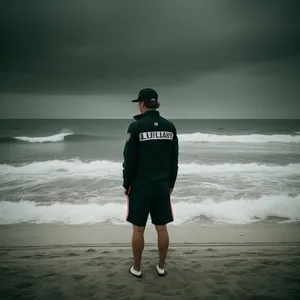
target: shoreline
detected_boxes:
[1,223,300,247]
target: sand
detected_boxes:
[1,223,300,300]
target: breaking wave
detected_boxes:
[1,131,300,144]
[0,194,299,225]
[0,133,105,144]
[1,159,300,177]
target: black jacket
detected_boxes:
[122,110,179,190]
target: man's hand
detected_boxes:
[170,188,173,195]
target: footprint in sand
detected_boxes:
[93,256,104,260]
[48,254,61,258]
[67,252,80,257]
[107,283,126,290]
[71,274,87,281]
[85,248,96,253]
[183,250,195,255]
[107,271,117,278]
[209,273,227,282]
[14,282,34,289]
[40,272,56,278]
[192,262,202,268]
[84,260,105,267]
[214,288,230,295]
[261,260,281,266]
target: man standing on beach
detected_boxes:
[122,88,179,278]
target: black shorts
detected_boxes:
[125,184,174,227]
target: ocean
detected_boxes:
[0,119,300,226]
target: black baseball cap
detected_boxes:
[131,88,158,103]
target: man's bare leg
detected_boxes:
[132,225,145,271]
[155,225,169,269]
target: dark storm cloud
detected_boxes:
[1,0,299,94]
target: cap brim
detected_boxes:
[131,99,139,102]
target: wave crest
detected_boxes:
[0,195,299,225]
[15,133,73,143]
[0,133,106,144]
[1,131,300,144]
[1,160,300,177]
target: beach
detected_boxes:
[1,0,300,297]
[1,119,300,299]
[1,224,300,300]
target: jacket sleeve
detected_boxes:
[122,123,138,190]
[169,125,179,189]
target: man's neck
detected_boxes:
[142,109,156,114]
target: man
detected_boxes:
[122,88,179,278]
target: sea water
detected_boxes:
[0,119,300,225]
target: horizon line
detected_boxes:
[1,118,299,120]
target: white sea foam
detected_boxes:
[178,132,300,143]
[12,131,300,143]
[15,132,73,143]
[0,195,299,225]
[0,160,120,176]
[1,160,300,177]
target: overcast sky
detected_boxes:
[0,0,299,118]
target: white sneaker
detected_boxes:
[129,265,142,278]
[156,264,166,276]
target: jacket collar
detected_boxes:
[133,110,159,120]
